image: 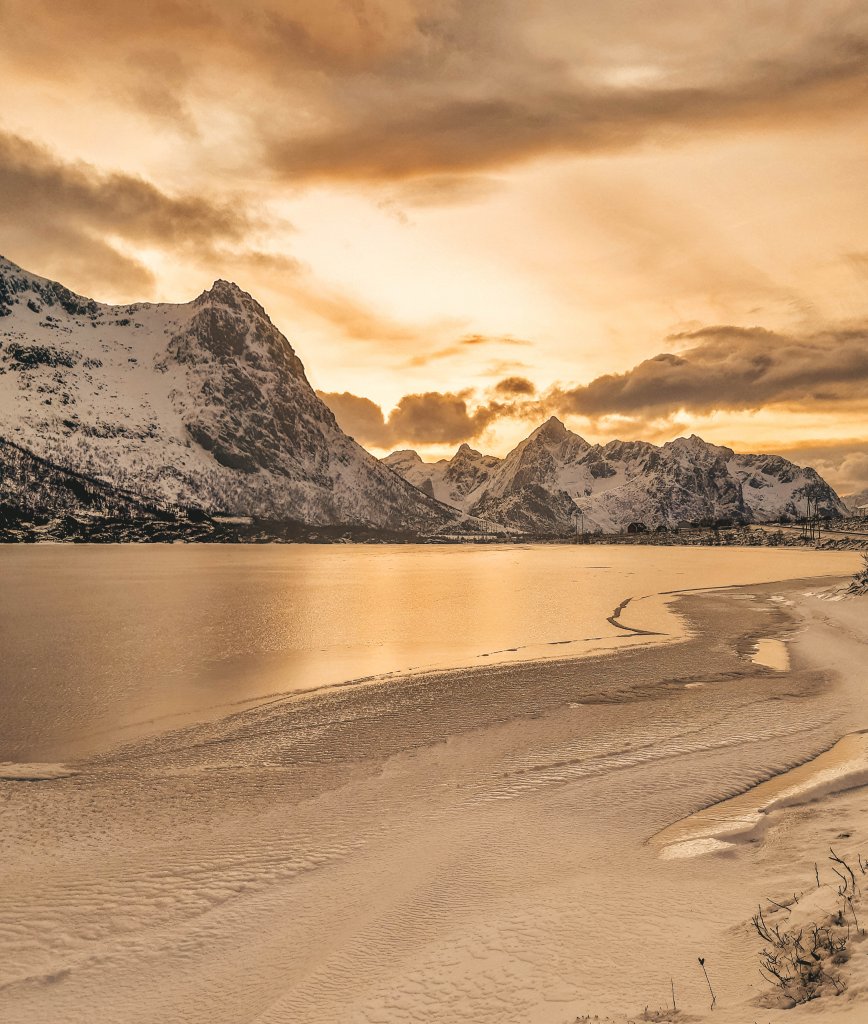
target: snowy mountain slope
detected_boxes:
[844,489,868,511]
[385,417,846,533]
[0,436,185,522]
[0,256,459,531]
[384,444,502,508]
[0,436,218,541]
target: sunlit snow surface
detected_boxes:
[0,546,863,1023]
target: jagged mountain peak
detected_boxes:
[384,416,845,533]
[383,439,500,509]
[530,415,567,439]
[670,433,704,448]
[209,278,243,293]
[454,442,486,459]
[0,257,462,533]
[196,278,255,306]
[666,434,732,460]
[525,415,590,449]
[387,449,423,463]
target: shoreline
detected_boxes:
[9,543,856,765]
[32,567,853,770]
[1,567,866,1023]
[653,730,868,861]
[82,571,844,774]
[641,578,868,1020]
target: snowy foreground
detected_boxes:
[2,561,868,1022]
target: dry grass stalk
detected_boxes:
[753,848,866,1004]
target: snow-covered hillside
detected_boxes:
[0,256,459,531]
[384,416,846,533]
[844,489,868,512]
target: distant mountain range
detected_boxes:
[384,416,846,533]
[0,255,847,540]
[845,489,868,512]
[0,255,461,536]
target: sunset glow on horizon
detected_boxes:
[1,0,867,491]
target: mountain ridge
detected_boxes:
[383,416,846,534]
[0,255,460,533]
[0,255,848,539]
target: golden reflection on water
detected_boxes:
[0,544,858,761]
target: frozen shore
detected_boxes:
[1,568,867,1023]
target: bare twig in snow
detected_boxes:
[698,957,716,1010]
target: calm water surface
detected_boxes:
[0,544,856,761]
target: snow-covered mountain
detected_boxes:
[844,489,868,512]
[385,444,502,507]
[0,256,459,532]
[384,417,846,533]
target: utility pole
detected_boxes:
[572,507,585,544]
[801,494,822,544]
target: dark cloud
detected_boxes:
[388,392,499,444]
[0,130,258,295]
[4,2,868,186]
[263,21,868,182]
[834,452,868,494]
[319,381,546,448]
[806,450,868,495]
[550,324,868,419]
[317,391,395,448]
[319,390,501,447]
[320,317,868,452]
[495,376,536,396]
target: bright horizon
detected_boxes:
[1,1,867,492]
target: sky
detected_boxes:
[1,0,867,493]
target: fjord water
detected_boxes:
[0,544,855,762]
[2,546,865,1024]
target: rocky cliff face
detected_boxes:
[0,256,458,532]
[384,417,845,533]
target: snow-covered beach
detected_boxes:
[1,547,866,1022]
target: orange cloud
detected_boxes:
[0,130,257,294]
[319,380,543,448]
[549,324,868,419]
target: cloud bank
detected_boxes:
[4,1,868,188]
[319,385,537,448]
[320,321,868,492]
[550,325,868,419]
[0,131,258,293]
